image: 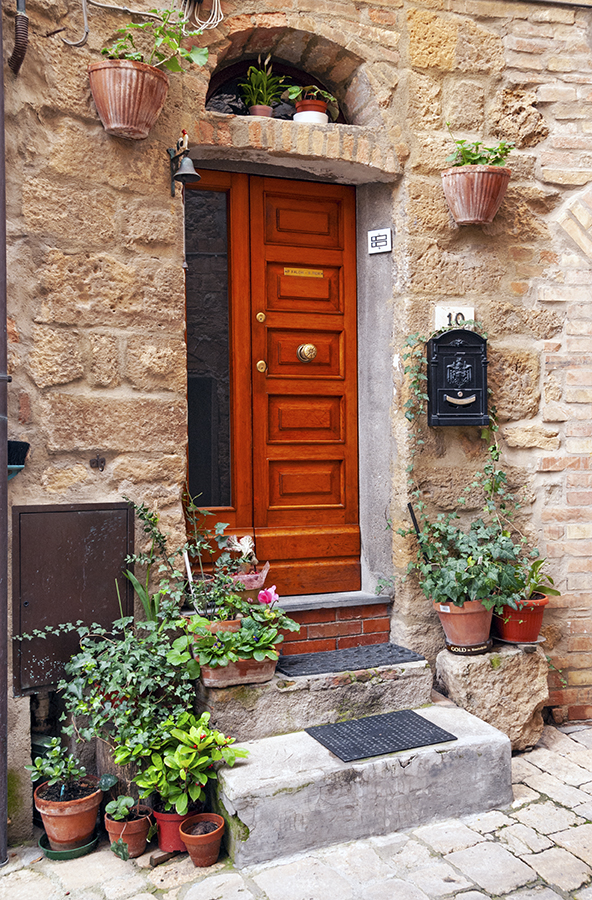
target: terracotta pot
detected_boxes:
[153,808,196,852]
[104,805,152,858]
[433,599,493,655]
[492,592,549,643]
[179,813,225,867]
[295,98,327,115]
[207,619,242,634]
[249,104,273,117]
[34,779,103,851]
[441,165,511,225]
[200,655,278,687]
[88,59,169,140]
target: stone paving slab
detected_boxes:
[8,723,592,900]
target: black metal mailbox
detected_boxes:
[427,329,489,427]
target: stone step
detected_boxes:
[196,653,432,742]
[216,705,512,867]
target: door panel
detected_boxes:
[250,176,359,594]
[187,173,359,595]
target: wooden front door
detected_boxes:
[186,172,359,595]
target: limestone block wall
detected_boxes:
[4,0,592,841]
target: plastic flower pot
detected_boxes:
[492,592,549,643]
[34,778,103,851]
[179,813,225,867]
[104,805,153,858]
[153,808,196,852]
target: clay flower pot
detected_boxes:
[88,59,169,140]
[179,813,225,867]
[433,599,493,655]
[249,104,273,117]
[441,165,511,225]
[492,592,549,643]
[295,98,327,115]
[200,655,278,687]
[208,620,242,634]
[34,779,103,851]
[104,805,153,858]
[153,807,196,852]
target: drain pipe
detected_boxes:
[0,0,9,869]
[8,0,28,76]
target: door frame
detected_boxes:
[185,163,396,595]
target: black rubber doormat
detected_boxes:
[276,643,425,677]
[305,709,457,762]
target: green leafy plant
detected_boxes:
[522,558,560,600]
[284,84,339,120]
[25,738,87,791]
[445,122,514,167]
[121,711,248,814]
[239,54,286,108]
[101,7,209,73]
[105,795,136,821]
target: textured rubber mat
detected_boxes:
[305,709,457,762]
[276,643,425,677]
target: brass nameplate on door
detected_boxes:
[284,268,324,278]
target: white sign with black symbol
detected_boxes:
[434,307,475,330]
[368,228,392,255]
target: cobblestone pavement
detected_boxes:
[6,724,592,900]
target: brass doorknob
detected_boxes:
[297,343,317,362]
[256,312,266,323]
[256,360,267,373]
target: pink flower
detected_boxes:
[258,585,279,606]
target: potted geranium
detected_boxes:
[238,54,286,117]
[441,123,514,225]
[285,84,339,123]
[88,7,208,139]
[26,739,114,853]
[115,711,247,852]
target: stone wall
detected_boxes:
[4,0,592,841]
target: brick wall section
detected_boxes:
[280,604,390,655]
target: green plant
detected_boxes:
[105,795,136,821]
[445,122,514,167]
[25,738,86,791]
[239,54,286,107]
[121,711,248,814]
[101,7,209,73]
[522,558,560,600]
[284,84,339,120]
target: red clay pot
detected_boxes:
[295,98,327,115]
[200,655,278,687]
[249,104,273,117]
[104,805,153,858]
[208,620,242,634]
[433,599,493,653]
[179,813,225,867]
[441,165,511,225]
[88,59,169,140]
[492,592,549,643]
[34,779,103,851]
[153,808,195,852]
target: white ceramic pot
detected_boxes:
[293,111,329,124]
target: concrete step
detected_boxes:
[216,705,512,867]
[196,654,432,742]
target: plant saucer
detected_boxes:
[38,832,99,860]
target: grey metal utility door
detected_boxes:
[12,503,134,695]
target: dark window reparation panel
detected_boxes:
[12,503,134,695]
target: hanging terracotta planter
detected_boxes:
[88,60,169,140]
[34,778,103,851]
[179,813,225,867]
[492,592,549,643]
[433,599,493,655]
[104,805,153,858]
[200,655,278,687]
[441,165,511,225]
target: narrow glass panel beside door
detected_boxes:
[185,190,231,507]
